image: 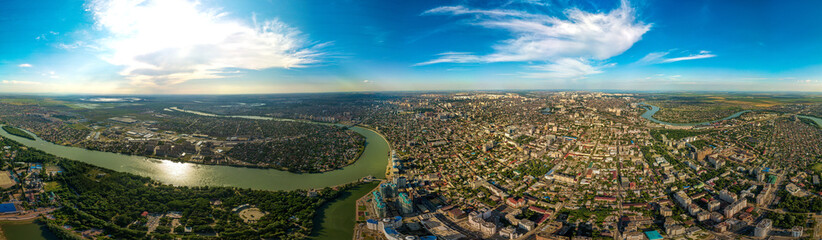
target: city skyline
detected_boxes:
[2,0,822,94]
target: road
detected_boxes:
[814,213,822,240]
[0,207,58,221]
[434,213,482,239]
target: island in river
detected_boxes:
[1,126,34,141]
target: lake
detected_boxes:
[0,222,57,240]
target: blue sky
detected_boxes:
[1,0,821,94]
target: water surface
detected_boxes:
[0,113,389,191]
[0,110,391,239]
[639,103,751,126]
[311,182,378,240]
[799,115,822,129]
[0,222,57,240]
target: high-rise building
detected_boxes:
[373,191,387,218]
[696,148,712,161]
[708,200,721,212]
[394,176,407,188]
[380,183,394,198]
[719,189,737,203]
[792,226,803,238]
[754,219,772,238]
[674,190,691,208]
[724,199,747,219]
[481,221,497,236]
[659,205,672,217]
[374,200,386,218]
[398,192,414,215]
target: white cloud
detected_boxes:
[413,52,482,66]
[418,0,650,78]
[515,0,550,7]
[523,58,608,79]
[87,0,322,87]
[18,63,32,68]
[35,31,58,41]
[638,50,716,64]
[798,79,820,84]
[2,80,41,85]
[57,41,86,50]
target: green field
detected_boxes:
[813,163,822,175]
[0,98,68,107]
[648,93,822,108]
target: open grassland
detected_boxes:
[0,98,69,107]
[706,96,780,108]
[646,93,822,123]
[655,93,822,108]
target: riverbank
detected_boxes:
[351,123,395,179]
[0,122,389,191]
[310,181,379,240]
[0,119,390,239]
[639,103,752,127]
[799,115,822,129]
[37,140,361,174]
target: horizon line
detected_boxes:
[2,89,822,96]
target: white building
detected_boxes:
[754,219,772,238]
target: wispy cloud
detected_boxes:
[513,0,550,7]
[2,80,41,85]
[87,0,323,88]
[798,79,820,84]
[418,0,650,78]
[18,63,32,68]
[35,31,59,41]
[57,41,87,50]
[645,73,684,81]
[523,58,611,79]
[42,71,59,79]
[638,50,716,64]
[413,52,481,66]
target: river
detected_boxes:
[799,115,822,129]
[0,120,388,191]
[311,182,378,240]
[0,109,391,239]
[639,103,752,126]
[640,103,822,129]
